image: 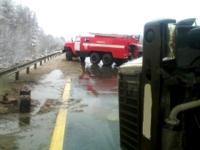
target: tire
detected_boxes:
[102,53,113,66]
[90,53,101,65]
[66,50,72,61]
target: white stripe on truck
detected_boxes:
[83,43,125,49]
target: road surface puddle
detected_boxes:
[32,69,65,114]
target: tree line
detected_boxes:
[0,0,65,67]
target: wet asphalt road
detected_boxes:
[0,55,121,150]
[64,62,120,150]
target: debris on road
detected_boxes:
[38,99,58,114]
[0,93,17,105]
[0,92,18,114]
[2,93,8,102]
[67,98,88,112]
[38,97,88,113]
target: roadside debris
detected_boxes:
[67,98,88,112]
[38,99,58,114]
[1,93,17,105]
[2,93,8,102]
[38,97,89,114]
[0,87,40,114]
[0,92,18,114]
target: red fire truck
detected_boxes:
[63,33,141,66]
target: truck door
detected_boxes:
[75,36,81,51]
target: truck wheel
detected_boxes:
[66,50,72,61]
[90,53,101,65]
[102,54,113,66]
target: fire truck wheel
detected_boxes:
[66,50,72,61]
[102,53,113,66]
[90,53,101,64]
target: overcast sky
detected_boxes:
[15,0,199,40]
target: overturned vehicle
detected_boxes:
[118,18,200,150]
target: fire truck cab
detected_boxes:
[63,33,141,66]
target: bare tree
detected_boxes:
[0,0,65,67]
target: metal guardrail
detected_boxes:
[0,51,62,79]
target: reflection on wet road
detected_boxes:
[64,63,120,150]
[31,69,65,113]
[80,62,118,94]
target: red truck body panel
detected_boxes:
[64,42,76,55]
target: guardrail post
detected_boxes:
[34,63,37,69]
[40,61,42,66]
[15,71,19,80]
[26,67,30,74]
